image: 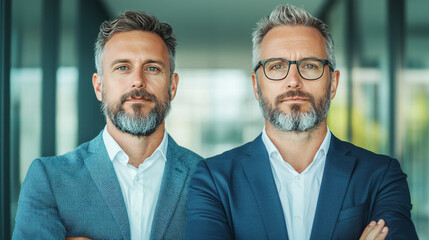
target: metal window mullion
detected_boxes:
[345,0,358,142]
[1,0,12,238]
[77,0,109,144]
[388,0,405,158]
[41,0,60,156]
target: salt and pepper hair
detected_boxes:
[94,11,177,77]
[252,4,336,70]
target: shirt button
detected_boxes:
[294,216,302,222]
[295,175,301,181]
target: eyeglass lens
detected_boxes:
[264,59,325,80]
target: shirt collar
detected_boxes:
[102,125,169,165]
[262,126,331,172]
[317,126,331,160]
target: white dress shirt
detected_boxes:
[262,127,331,240]
[103,127,167,240]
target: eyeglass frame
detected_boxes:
[253,57,334,81]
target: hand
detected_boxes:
[65,237,92,240]
[359,219,389,240]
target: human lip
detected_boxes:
[125,96,151,103]
[280,97,308,102]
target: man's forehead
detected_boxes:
[104,30,166,48]
[262,25,324,43]
[102,30,169,63]
[260,25,326,58]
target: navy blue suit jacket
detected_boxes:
[185,134,418,240]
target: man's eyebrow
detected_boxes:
[144,59,166,67]
[109,59,167,68]
[110,59,130,68]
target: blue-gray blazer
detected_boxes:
[13,131,202,240]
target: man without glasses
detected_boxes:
[13,11,202,240]
[185,4,418,240]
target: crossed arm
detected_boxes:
[185,159,417,240]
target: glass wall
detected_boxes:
[9,0,44,230]
[326,0,429,238]
[7,0,96,234]
[166,69,262,158]
[56,0,78,155]
[352,0,390,154]
[401,0,429,238]
[326,0,348,140]
[2,0,428,237]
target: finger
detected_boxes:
[374,226,389,240]
[359,220,377,240]
[365,219,386,240]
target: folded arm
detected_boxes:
[185,160,232,240]
[370,159,418,239]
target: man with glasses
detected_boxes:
[185,4,417,240]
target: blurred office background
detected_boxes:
[1,0,428,238]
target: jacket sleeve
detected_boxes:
[371,159,418,240]
[184,160,233,240]
[12,158,66,239]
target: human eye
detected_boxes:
[147,66,160,72]
[272,64,284,70]
[266,60,287,71]
[304,64,317,69]
[300,60,321,70]
[144,64,164,75]
[115,65,129,71]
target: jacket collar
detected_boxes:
[150,135,190,239]
[85,132,131,240]
[241,133,356,240]
[310,135,356,239]
[239,135,289,240]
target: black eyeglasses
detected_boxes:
[253,58,334,80]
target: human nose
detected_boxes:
[284,63,302,89]
[131,68,146,88]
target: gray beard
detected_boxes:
[108,107,161,137]
[257,82,331,132]
[269,106,319,132]
[101,88,171,137]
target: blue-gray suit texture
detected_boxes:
[185,133,418,240]
[13,131,202,240]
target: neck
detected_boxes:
[265,120,328,173]
[106,119,165,168]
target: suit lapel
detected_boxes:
[150,135,189,240]
[240,135,289,240]
[310,135,356,240]
[85,133,131,240]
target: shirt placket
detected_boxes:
[292,173,306,240]
[130,171,144,240]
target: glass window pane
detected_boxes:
[326,0,348,140]
[166,69,263,158]
[56,0,78,155]
[10,0,43,230]
[351,0,389,154]
[402,0,429,238]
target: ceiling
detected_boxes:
[100,0,328,70]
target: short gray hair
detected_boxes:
[94,11,177,76]
[252,4,335,69]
